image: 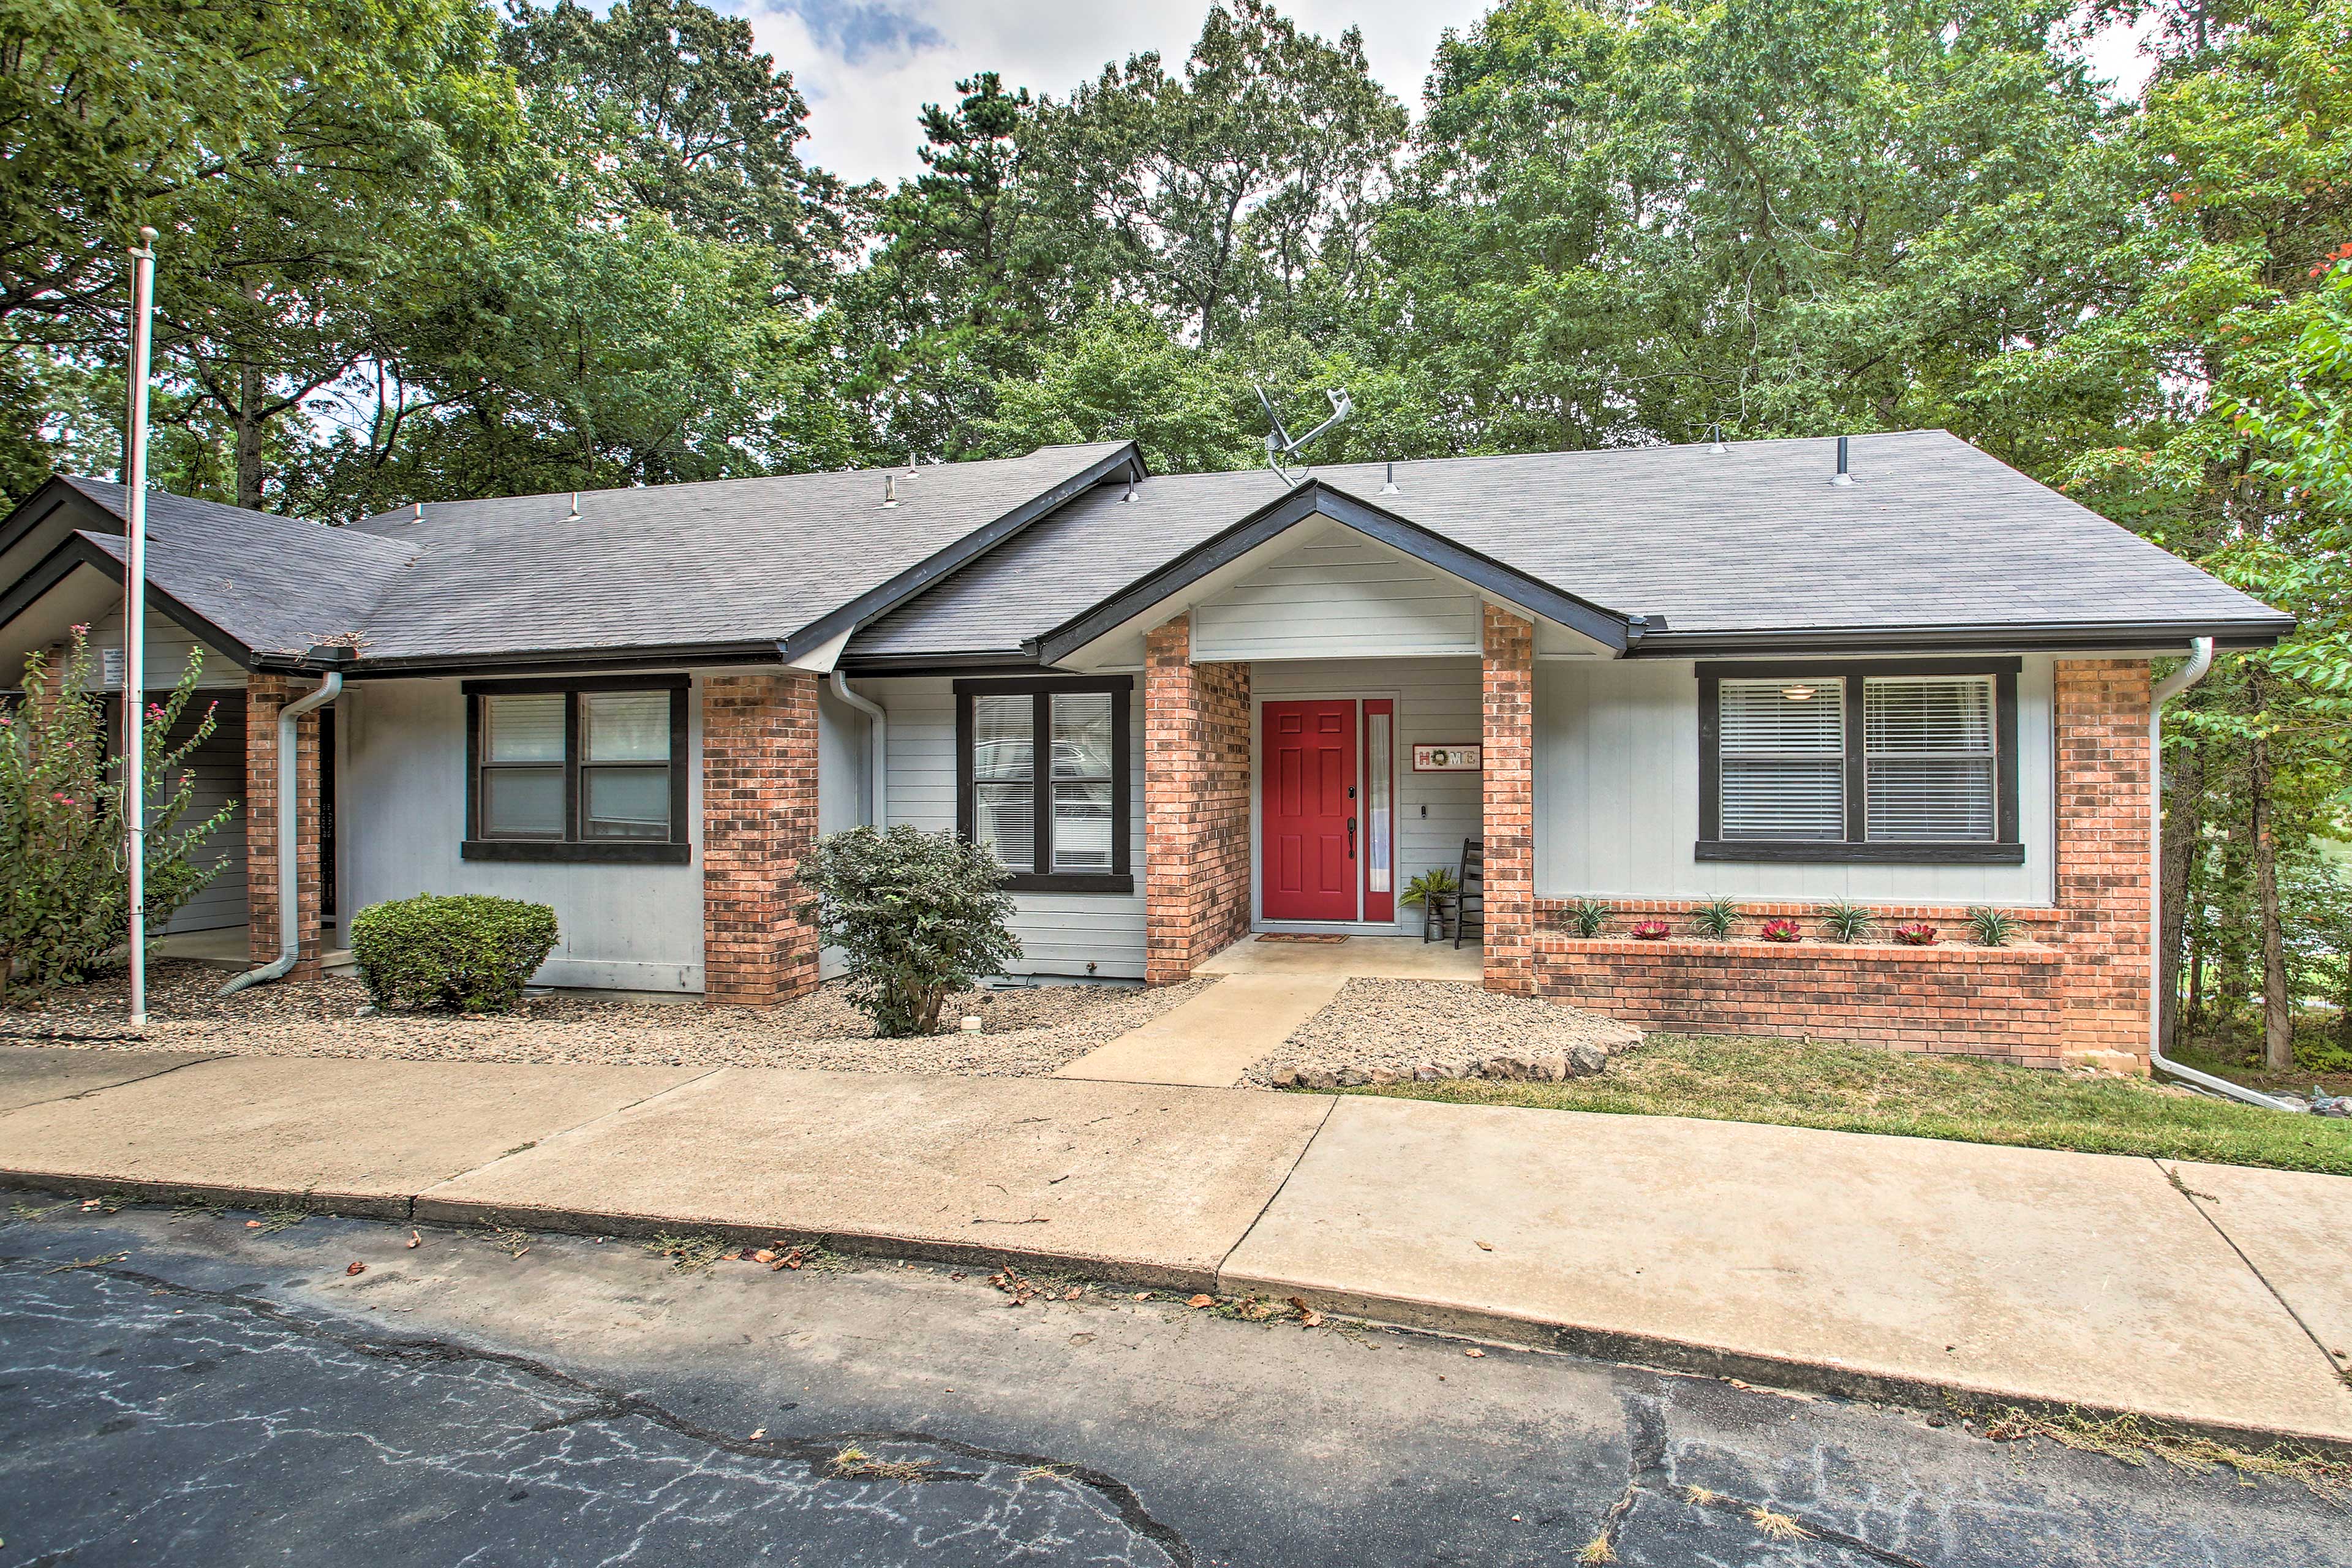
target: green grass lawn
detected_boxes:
[1346,1034,2352,1175]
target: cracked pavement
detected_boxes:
[0,1197,2339,1567]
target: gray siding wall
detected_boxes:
[1250,658,1484,930]
[337,676,707,991]
[1534,657,2057,905]
[815,684,870,981]
[868,675,1147,979]
[154,690,247,933]
[1193,524,1482,662]
[88,601,245,690]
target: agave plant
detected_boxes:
[1689,896,1742,939]
[1892,922,1939,947]
[1967,906,2019,948]
[1629,919,1673,940]
[1758,918,1803,943]
[1566,897,1610,937]
[1815,902,1880,943]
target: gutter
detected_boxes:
[219,671,345,996]
[829,669,888,827]
[2146,638,2307,1112]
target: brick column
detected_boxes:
[702,671,821,1006]
[2054,658,2154,1066]
[1144,614,1253,984]
[244,673,325,978]
[1482,605,1536,995]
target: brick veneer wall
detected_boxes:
[244,673,323,978]
[1526,657,2158,1068]
[1482,606,1536,995]
[1144,614,1253,984]
[2053,658,2154,1059]
[702,671,821,1007]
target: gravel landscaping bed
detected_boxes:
[0,961,1213,1078]
[1248,978,1643,1088]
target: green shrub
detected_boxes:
[1967,906,2020,948]
[1566,897,1610,938]
[797,824,1020,1038]
[1,627,233,1000]
[348,894,559,1013]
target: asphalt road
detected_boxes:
[0,1195,2339,1567]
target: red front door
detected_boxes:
[1262,700,1357,922]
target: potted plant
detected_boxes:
[1759,918,1803,943]
[1401,867,1460,941]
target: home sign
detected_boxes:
[1412,744,1481,772]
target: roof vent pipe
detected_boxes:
[881,475,899,508]
[2146,638,2306,1112]
[219,671,344,996]
[1831,435,1855,485]
[1381,461,1400,496]
[1708,423,1727,455]
[564,492,581,522]
[412,501,423,522]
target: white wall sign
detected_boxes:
[1412,743,1481,772]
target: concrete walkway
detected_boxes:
[1052,935,1481,1087]
[3,1042,2350,1447]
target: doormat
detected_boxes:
[1256,933,1349,944]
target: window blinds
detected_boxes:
[1864,676,1996,841]
[1718,680,1844,839]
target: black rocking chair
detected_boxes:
[1454,837,1485,950]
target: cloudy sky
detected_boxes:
[725,0,2162,188]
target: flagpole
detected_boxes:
[124,225,157,1029]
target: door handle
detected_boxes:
[1347,816,1357,858]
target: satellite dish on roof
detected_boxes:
[1256,383,1352,484]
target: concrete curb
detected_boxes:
[9,1164,2349,1460]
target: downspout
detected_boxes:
[219,671,344,996]
[2146,639,2305,1112]
[829,669,887,827]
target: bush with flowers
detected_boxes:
[1,626,232,1000]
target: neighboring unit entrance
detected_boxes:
[1262,700,1357,921]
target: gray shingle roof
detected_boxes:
[64,478,417,657]
[846,431,2291,658]
[342,444,1134,663]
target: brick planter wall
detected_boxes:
[1526,657,2157,1068]
[702,671,820,1007]
[1482,606,1536,995]
[244,673,323,978]
[1531,935,2068,1064]
[1144,614,1253,984]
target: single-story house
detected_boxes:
[0,432,2292,1068]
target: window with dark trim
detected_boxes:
[1697,660,2023,864]
[955,675,1133,892]
[464,676,690,864]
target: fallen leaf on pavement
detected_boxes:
[1464,1348,1485,1359]
[345,1262,366,1276]
[1063,1287,1082,1300]
[752,1249,778,1264]
[748,1428,766,1441]
[1187,1294,1215,1308]
[1475,1240,1494,1251]
[1300,1310,1324,1328]
[405,1232,420,1249]
[244,1220,262,1229]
